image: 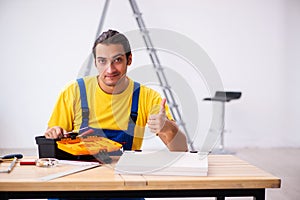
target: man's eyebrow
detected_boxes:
[112,53,124,59]
[96,53,124,60]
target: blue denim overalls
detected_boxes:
[51,78,144,200]
[77,78,140,151]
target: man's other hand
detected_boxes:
[44,126,67,139]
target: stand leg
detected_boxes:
[212,102,234,154]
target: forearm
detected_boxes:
[157,120,188,152]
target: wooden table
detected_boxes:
[0,155,280,200]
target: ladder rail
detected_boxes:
[129,0,176,112]
[128,0,194,150]
[83,0,110,76]
[82,0,195,151]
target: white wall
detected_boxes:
[0,0,299,149]
[284,0,300,147]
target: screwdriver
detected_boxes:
[0,154,23,173]
[0,153,23,160]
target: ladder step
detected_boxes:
[140,29,149,35]
[133,12,142,18]
[161,85,171,90]
[128,0,194,151]
[154,67,164,72]
[168,103,179,108]
[176,120,186,127]
[147,47,157,53]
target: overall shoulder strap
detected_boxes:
[76,78,89,130]
[130,82,140,124]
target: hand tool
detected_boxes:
[0,153,23,160]
[0,156,18,173]
[63,127,89,138]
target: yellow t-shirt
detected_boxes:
[48,76,173,150]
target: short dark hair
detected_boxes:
[92,29,131,60]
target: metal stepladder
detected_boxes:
[82,0,195,151]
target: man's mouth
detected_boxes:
[105,74,119,78]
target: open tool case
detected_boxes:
[35,134,122,163]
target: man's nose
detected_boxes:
[106,62,116,73]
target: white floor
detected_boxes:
[2,148,299,200]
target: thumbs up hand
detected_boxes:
[147,98,188,151]
[147,98,167,134]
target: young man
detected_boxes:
[44,29,187,152]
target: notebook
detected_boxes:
[115,151,208,176]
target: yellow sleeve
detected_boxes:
[47,83,76,132]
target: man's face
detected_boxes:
[95,43,132,88]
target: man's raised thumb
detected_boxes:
[160,98,167,113]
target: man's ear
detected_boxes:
[127,54,132,65]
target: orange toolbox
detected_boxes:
[56,136,122,155]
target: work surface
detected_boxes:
[0,155,281,199]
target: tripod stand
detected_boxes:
[81,0,194,151]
